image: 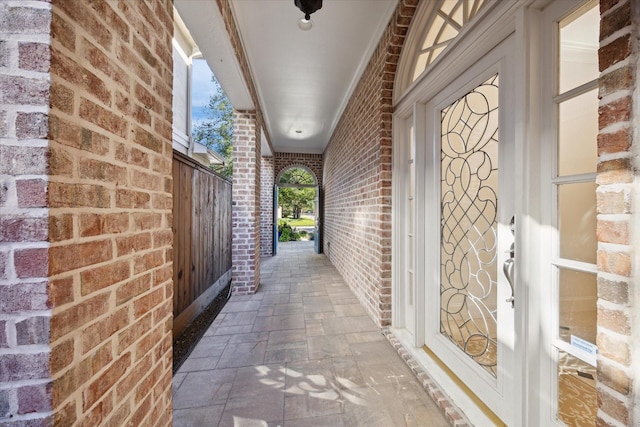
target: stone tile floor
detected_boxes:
[173,241,449,426]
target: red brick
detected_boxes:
[49,145,74,177]
[0,352,49,382]
[597,189,630,214]
[50,338,74,374]
[0,5,51,34]
[49,115,110,155]
[597,249,631,276]
[116,42,152,85]
[16,179,47,208]
[55,0,112,51]
[51,82,74,114]
[16,112,48,139]
[54,401,77,426]
[48,182,111,208]
[79,98,128,138]
[117,312,152,354]
[52,358,91,407]
[597,219,629,244]
[0,216,48,242]
[596,158,633,185]
[79,158,128,185]
[116,232,152,257]
[0,281,50,312]
[597,388,629,425]
[49,239,113,275]
[52,11,76,52]
[598,128,631,154]
[600,1,631,39]
[116,274,151,305]
[19,42,50,72]
[598,332,630,365]
[599,96,631,129]
[80,259,131,296]
[0,74,49,106]
[598,276,629,305]
[599,34,632,71]
[133,250,164,275]
[133,125,163,153]
[133,287,164,318]
[82,37,129,90]
[81,307,129,353]
[115,143,150,168]
[14,248,48,279]
[49,276,74,306]
[0,146,48,175]
[598,361,631,395]
[16,316,49,345]
[83,352,131,410]
[598,306,631,335]
[50,293,110,341]
[116,189,151,209]
[49,213,73,242]
[17,383,52,414]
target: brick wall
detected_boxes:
[232,111,261,294]
[1,0,175,425]
[274,152,323,188]
[260,156,274,257]
[0,1,53,424]
[323,0,416,327]
[596,0,637,425]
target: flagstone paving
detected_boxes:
[173,241,449,426]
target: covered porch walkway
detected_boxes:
[172,241,451,426]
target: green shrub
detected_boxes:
[299,230,307,237]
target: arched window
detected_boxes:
[277,166,316,187]
[396,0,489,97]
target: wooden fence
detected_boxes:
[172,151,232,338]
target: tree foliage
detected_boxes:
[279,187,314,219]
[192,74,233,177]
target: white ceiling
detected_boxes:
[228,0,397,154]
[175,0,397,155]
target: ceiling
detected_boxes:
[175,0,398,155]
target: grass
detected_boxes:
[281,217,315,227]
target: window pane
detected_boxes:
[558,89,598,176]
[440,74,499,377]
[559,5,599,93]
[558,268,596,345]
[557,350,596,426]
[191,58,217,131]
[558,182,596,264]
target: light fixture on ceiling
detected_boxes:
[295,0,322,30]
[295,130,303,134]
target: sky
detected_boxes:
[191,58,217,128]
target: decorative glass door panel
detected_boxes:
[440,74,499,377]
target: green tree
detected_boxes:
[192,74,233,177]
[279,187,314,219]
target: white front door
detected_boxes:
[423,34,517,425]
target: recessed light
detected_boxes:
[295,130,302,134]
[298,18,312,31]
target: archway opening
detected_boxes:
[275,166,319,252]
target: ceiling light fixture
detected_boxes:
[298,17,312,31]
[294,0,322,30]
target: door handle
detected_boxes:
[503,252,515,308]
[504,216,515,308]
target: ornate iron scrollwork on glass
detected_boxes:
[440,74,499,377]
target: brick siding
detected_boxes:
[232,111,261,294]
[0,1,53,424]
[0,0,175,425]
[596,0,637,425]
[323,0,417,327]
[274,152,323,188]
[260,156,274,257]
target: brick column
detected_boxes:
[0,1,53,424]
[232,111,261,294]
[1,1,175,425]
[595,0,637,425]
[260,156,274,257]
